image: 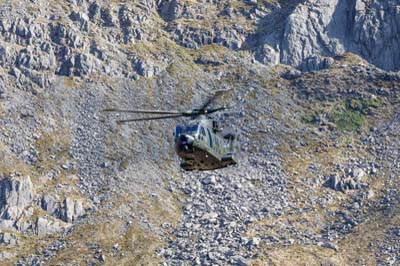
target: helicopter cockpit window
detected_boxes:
[200,126,206,136]
[175,125,199,140]
[187,125,199,134]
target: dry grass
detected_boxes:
[34,128,72,174]
[0,141,33,177]
[249,206,398,266]
[47,191,181,266]
[335,53,369,66]
[252,244,345,266]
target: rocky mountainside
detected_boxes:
[0,0,399,265]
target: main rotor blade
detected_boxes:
[116,114,183,124]
[103,108,183,115]
[205,106,227,114]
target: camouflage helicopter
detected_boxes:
[104,90,238,171]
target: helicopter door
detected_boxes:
[207,128,213,147]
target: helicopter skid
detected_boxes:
[179,149,236,171]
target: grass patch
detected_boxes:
[333,98,381,131]
[47,193,175,266]
[34,128,72,174]
[0,142,33,176]
[332,108,365,132]
[301,98,381,132]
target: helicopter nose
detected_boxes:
[179,135,194,145]
[177,135,194,151]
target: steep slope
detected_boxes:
[0,1,399,266]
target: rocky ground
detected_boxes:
[0,0,399,265]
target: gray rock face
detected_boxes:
[0,232,18,246]
[0,175,34,221]
[159,0,185,21]
[58,53,98,77]
[168,23,247,50]
[0,251,16,260]
[300,55,335,72]
[35,217,63,236]
[70,11,90,32]
[281,0,400,71]
[41,195,61,218]
[60,197,83,223]
[132,57,163,78]
[255,44,280,66]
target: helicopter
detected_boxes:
[103,90,238,171]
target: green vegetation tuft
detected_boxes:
[333,98,381,131]
[301,97,381,132]
[332,108,365,132]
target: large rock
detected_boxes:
[168,23,247,50]
[159,0,185,21]
[35,217,63,236]
[16,45,56,71]
[69,11,90,31]
[60,197,84,223]
[50,24,85,48]
[0,175,34,220]
[58,53,97,77]
[281,0,400,71]
[0,175,34,231]
[0,232,18,246]
[255,44,280,66]
[300,55,334,72]
[0,45,17,66]
[0,251,16,260]
[41,195,61,218]
[132,57,162,78]
[352,167,366,182]
[0,17,45,46]
[324,172,362,192]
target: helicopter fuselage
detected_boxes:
[174,116,237,171]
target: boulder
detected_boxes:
[255,44,280,66]
[100,7,115,27]
[325,174,341,191]
[236,256,250,266]
[300,55,334,72]
[60,197,84,223]
[133,57,162,78]
[159,0,185,21]
[0,175,34,220]
[282,69,302,80]
[0,45,17,66]
[202,175,216,185]
[89,2,101,21]
[41,195,61,217]
[324,173,363,192]
[0,251,15,260]
[352,167,366,182]
[58,53,97,77]
[0,79,5,99]
[0,232,18,246]
[35,217,63,236]
[69,11,90,31]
